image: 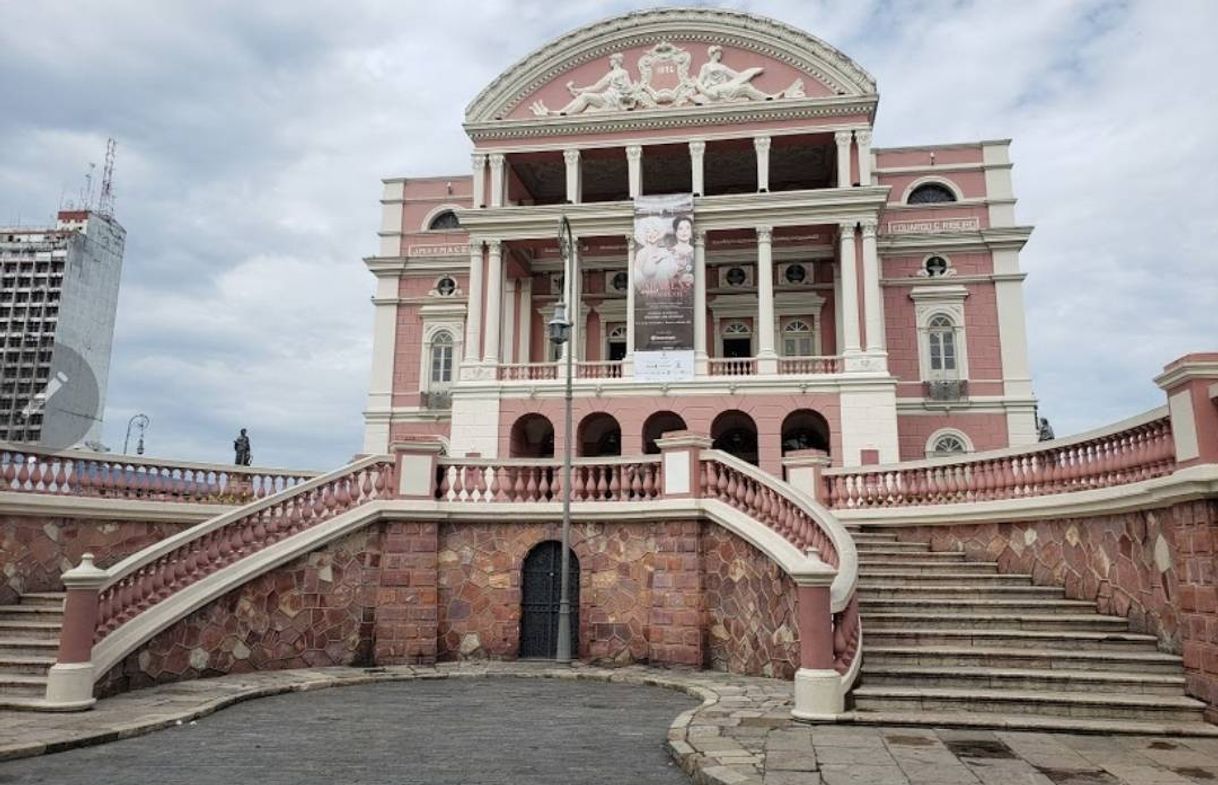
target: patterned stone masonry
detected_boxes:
[895,499,1218,713]
[373,521,438,665]
[649,520,703,667]
[702,525,799,679]
[0,516,182,603]
[97,529,380,695]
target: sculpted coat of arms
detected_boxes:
[530,41,805,116]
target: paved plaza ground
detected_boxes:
[1,664,1218,784]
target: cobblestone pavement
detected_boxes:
[3,663,1218,784]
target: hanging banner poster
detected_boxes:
[632,193,695,382]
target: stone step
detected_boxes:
[0,621,63,640]
[0,655,56,676]
[859,584,1065,600]
[848,533,899,543]
[841,709,1218,737]
[0,638,59,658]
[859,570,1031,586]
[854,541,929,552]
[863,628,1160,651]
[0,674,47,697]
[0,606,64,623]
[859,549,967,560]
[862,612,1129,632]
[860,598,1096,614]
[851,686,1207,722]
[18,593,65,609]
[864,645,1183,673]
[859,560,998,574]
[860,665,1186,695]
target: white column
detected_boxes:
[833,264,844,355]
[362,272,399,453]
[754,136,771,193]
[464,241,484,367]
[489,153,506,207]
[855,130,873,186]
[860,219,885,354]
[694,230,708,369]
[756,226,776,373]
[563,148,581,204]
[517,277,533,363]
[838,223,861,355]
[625,235,636,358]
[834,131,853,188]
[626,145,642,199]
[483,241,503,364]
[502,278,517,364]
[689,140,706,196]
[471,153,487,208]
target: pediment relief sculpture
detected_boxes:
[530,42,806,117]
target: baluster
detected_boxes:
[595,466,608,500]
[525,467,538,502]
[608,465,621,500]
[538,467,551,501]
[489,466,503,501]
[639,464,654,499]
[629,465,643,499]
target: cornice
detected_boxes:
[877,227,1033,253]
[466,7,877,127]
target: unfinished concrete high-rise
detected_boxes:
[0,209,125,447]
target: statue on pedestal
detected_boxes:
[234,428,252,466]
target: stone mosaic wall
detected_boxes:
[0,516,184,604]
[893,499,1218,711]
[96,517,801,696]
[702,525,799,678]
[98,528,379,695]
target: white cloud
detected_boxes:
[1,0,1214,467]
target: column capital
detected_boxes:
[854,129,873,146]
[625,144,643,161]
[488,152,506,166]
[563,148,581,165]
[838,221,857,237]
[753,135,772,152]
[471,152,487,166]
[486,238,503,253]
[834,130,853,146]
[756,225,773,242]
[689,139,706,155]
[859,218,878,238]
[693,230,707,248]
[468,239,485,253]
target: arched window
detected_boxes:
[928,314,957,376]
[430,331,454,384]
[930,433,969,457]
[782,319,813,357]
[907,183,957,204]
[428,210,460,230]
[721,320,752,359]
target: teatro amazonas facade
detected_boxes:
[361,6,1039,476]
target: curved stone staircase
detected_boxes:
[847,527,1218,735]
[0,592,63,710]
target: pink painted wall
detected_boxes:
[895,413,1009,460]
[881,277,1004,388]
[874,145,983,169]
[882,171,986,201]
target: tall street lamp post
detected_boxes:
[548,215,576,664]
[124,413,149,455]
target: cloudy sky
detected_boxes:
[1,1,1214,469]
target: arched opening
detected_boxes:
[509,414,555,458]
[711,410,759,466]
[642,411,688,454]
[928,313,959,379]
[781,409,831,456]
[907,183,957,204]
[520,541,579,659]
[577,412,621,457]
[427,210,461,230]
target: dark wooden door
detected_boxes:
[520,541,579,658]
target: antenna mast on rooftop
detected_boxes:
[98,138,117,218]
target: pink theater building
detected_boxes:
[362,7,1037,477]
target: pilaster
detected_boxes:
[471,153,487,208]
[489,153,506,208]
[834,130,853,188]
[626,145,643,199]
[563,148,581,204]
[754,136,771,193]
[362,269,400,454]
[689,140,706,197]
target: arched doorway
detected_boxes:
[781,409,831,456]
[577,412,621,457]
[509,414,555,458]
[711,410,759,465]
[520,541,580,659]
[642,411,687,454]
